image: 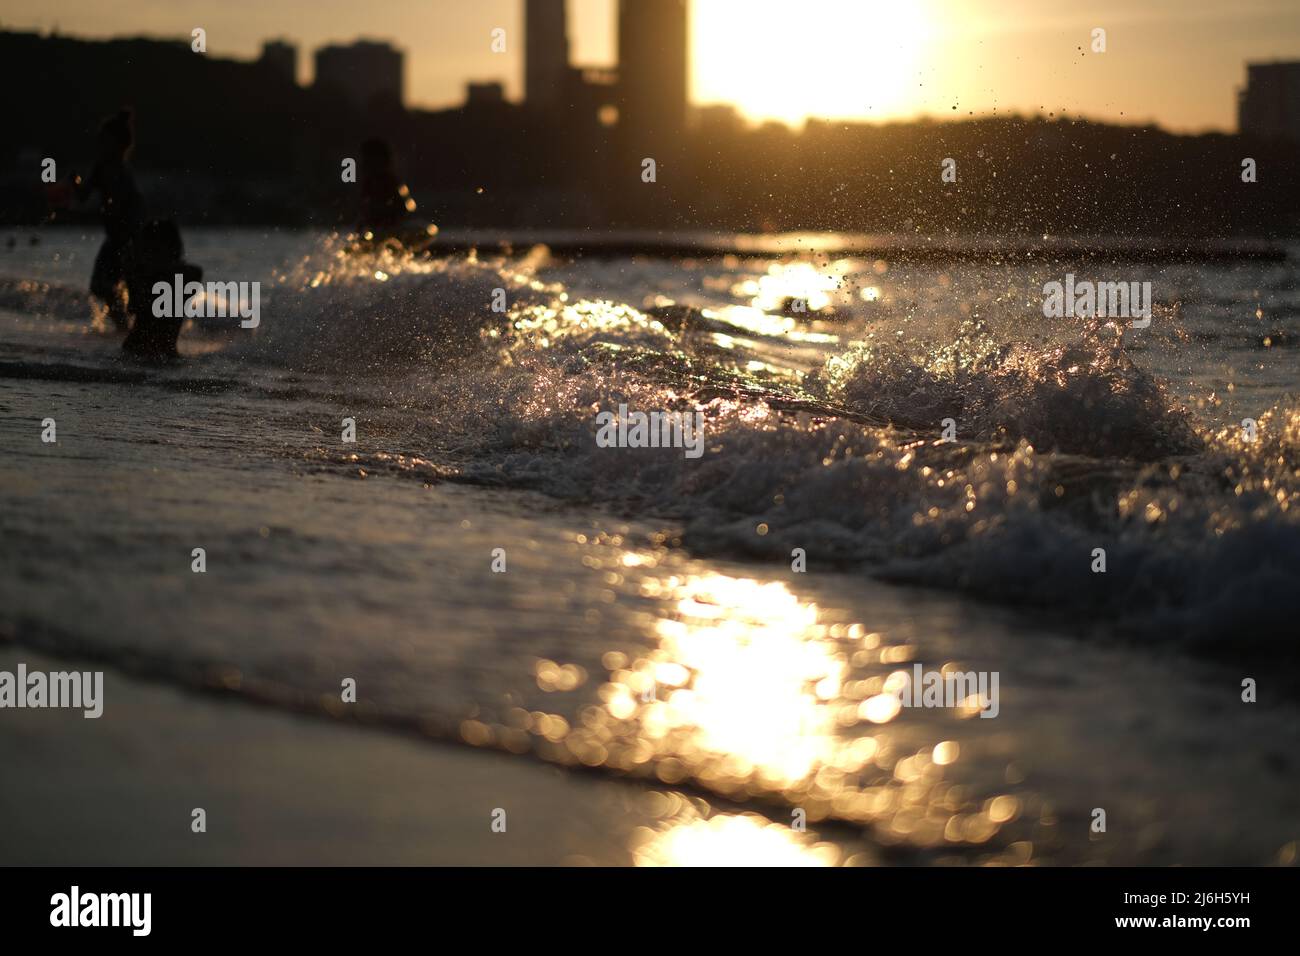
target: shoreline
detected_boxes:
[0,648,684,866]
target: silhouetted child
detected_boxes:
[357,138,416,237]
[122,220,202,360]
[76,110,143,329]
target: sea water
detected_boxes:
[1,228,1297,865]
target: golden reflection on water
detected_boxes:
[633,813,839,867]
[460,541,1045,862]
[597,571,892,800]
[591,566,1034,859]
[626,788,845,867]
[733,261,845,313]
[639,575,841,788]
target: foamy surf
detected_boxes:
[4,232,1297,668]
[183,236,1295,666]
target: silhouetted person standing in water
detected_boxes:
[357,138,416,239]
[122,219,202,361]
[76,110,143,328]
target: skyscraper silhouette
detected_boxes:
[525,0,570,114]
[618,0,689,144]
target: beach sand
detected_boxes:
[0,648,675,866]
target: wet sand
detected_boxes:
[0,648,666,866]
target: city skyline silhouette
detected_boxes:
[4,0,1300,131]
[0,2,1297,235]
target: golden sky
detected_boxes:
[5,0,1300,131]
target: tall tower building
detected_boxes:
[618,0,689,143]
[525,0,570,113]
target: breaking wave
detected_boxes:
[220,239,1300,663]
[6,236,1295,662]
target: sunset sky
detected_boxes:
[4,0,1299,131]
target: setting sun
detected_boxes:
[693,0,934,125]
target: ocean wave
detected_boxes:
[0,276,95,322]
[806,318,1204,460]
[242,238,553,373]
[259,249,1298,658]
[8,238,1296,658]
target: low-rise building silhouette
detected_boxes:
[466,81,507,110]
[1238,61,1300,142]
[315,40,404,111]
[260,39,298,86]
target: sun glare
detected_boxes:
[693,0,934,126]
